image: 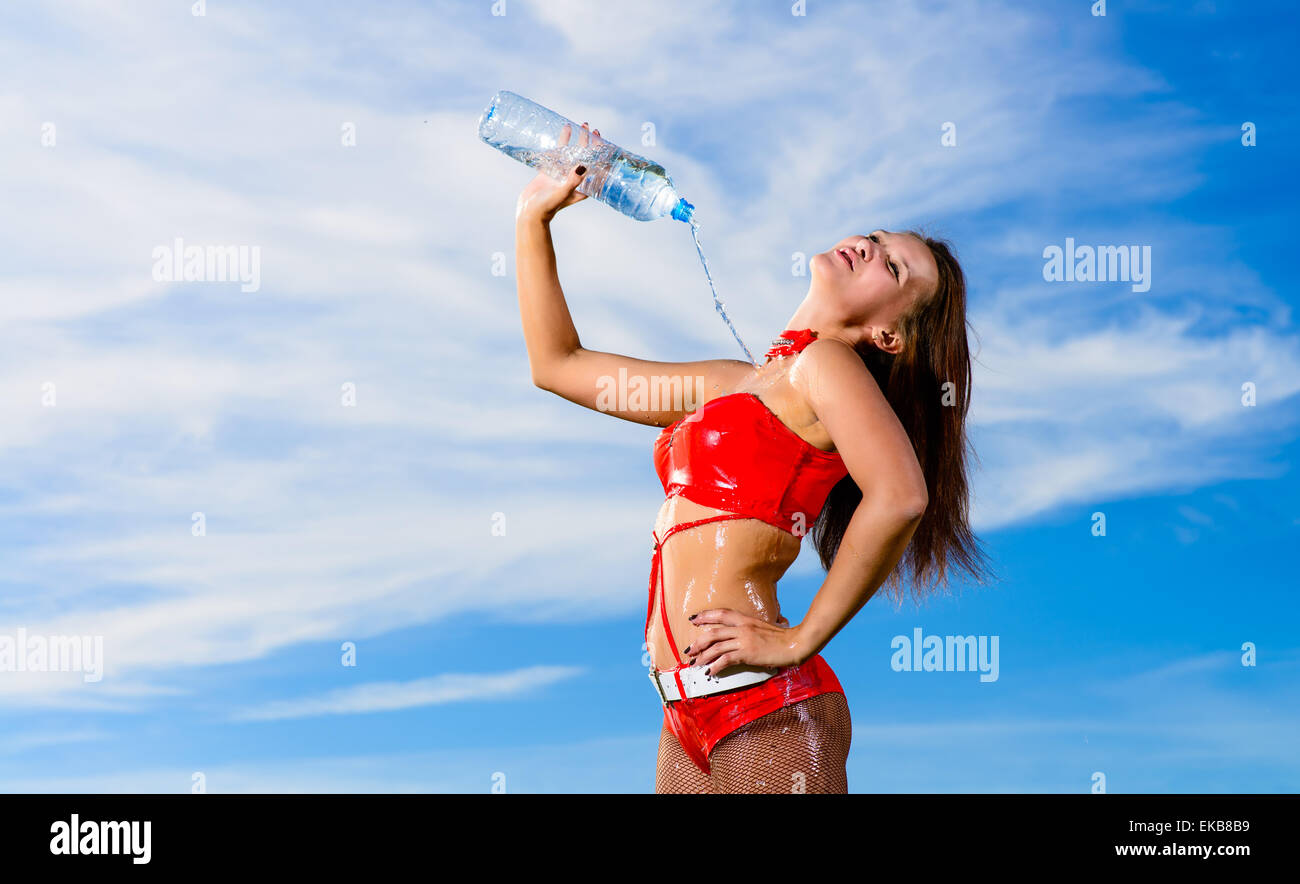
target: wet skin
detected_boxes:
[647,356,834,673]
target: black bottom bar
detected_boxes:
[2,794,1292,869]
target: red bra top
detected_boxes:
[652,329,849,535]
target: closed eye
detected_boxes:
[867,233,901,282]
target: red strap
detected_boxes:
[647,514,750,672]
[763,328,818,361]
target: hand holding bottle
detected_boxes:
[515,121,603,224]
[483,91,693,224]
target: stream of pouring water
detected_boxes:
[688,219,756,366]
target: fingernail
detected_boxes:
[575,165,587,176]
[683,645,691,654]
[688,614,697,621]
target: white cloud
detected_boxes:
[0,728,111,756]
[0,0,1295,711]
[231,665,585,721]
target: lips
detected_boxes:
[837,249,854,270]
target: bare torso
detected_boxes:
[647,359,838,671]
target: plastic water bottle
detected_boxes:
[478,90,695,224]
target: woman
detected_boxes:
[515,122,992,794]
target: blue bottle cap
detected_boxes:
[671,198,695,224]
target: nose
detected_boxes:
[855,237,874,262]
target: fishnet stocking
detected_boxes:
[654,692,851,794]
[655,719,713,794]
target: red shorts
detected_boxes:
[659,654,844,775]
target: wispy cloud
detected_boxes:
[230,665,585,721]
[0,1,1294,804]
[0,728,110,756]
[8,649,1297,792]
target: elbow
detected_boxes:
[529,359,560,392]
[899,494,928,524]
[870,487,928,525]
[529,349,576,393]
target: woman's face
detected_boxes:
[809,230,939,348]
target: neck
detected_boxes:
[784,301,864,351]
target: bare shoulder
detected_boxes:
[789,337,883,407]
[711,357,761,391]
[789,337,920,497]
[686,356,758,408]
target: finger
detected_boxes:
[692,638,739,668]
[686,628,735,660]
[690,609,745,627]
[699,644,743,675]
[554,164,588,207]
[559,122,572,146]
[567,163,588,191]
[578,121,589,148]
[592,127,601,143]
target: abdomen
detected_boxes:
[647,495,801,671]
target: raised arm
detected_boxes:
[514,122,750,427]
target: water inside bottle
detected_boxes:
[504,140,617,194]
[688,219,756,366]
[503,135,756,364]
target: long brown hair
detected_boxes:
[810,232,994,606]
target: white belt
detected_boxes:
[649,663,777,704]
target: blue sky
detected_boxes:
[1,0,1297,792]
